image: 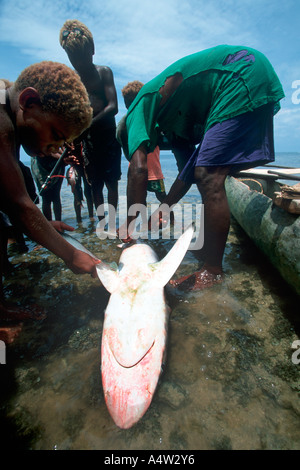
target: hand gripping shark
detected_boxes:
[62,225,194,429]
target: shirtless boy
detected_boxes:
[0,61,99,343]
[59,20,121,222]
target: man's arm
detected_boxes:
[0,139,98,275]
[91,66,118,126]
[123,145,148,239]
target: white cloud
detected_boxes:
[275,106,300,137]
[1,0,300,149]
[0,0,283,82]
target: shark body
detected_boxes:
[97,226,194,429]
[61,226,194,429]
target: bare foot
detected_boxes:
[0,301,46,322]
[0,325,23,344]
[170,268,223,291]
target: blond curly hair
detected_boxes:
[121,80,144,108]
[59,19,94,54]
[14,61,92,137]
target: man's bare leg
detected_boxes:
[171,166,230,290]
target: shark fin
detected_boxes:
[96,262,120,293]
[61,232,120,293]
[149,224,195,286]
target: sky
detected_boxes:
[0,0,300,154]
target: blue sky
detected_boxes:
[1,0,300,153]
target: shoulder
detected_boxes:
[95,65,113,74]
[96,65,114,80]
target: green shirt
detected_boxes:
[125,45,284,158]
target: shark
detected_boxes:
[62,225,194,429]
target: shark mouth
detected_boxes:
[110,340,155,368]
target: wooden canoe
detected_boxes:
[225,173,300,296]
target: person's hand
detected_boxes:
[63,154,81,166]
[64,143,81,166]
[50,221,75,233]
[65,250,101,278]
[148,206,170,232]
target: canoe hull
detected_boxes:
[225,176,300,296]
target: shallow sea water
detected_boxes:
[0,153,299,450]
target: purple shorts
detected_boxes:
[179,103,275,183]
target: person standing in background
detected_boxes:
[31,153,65,221]
[59,19,121,224]
[118,80,169,205]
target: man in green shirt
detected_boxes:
[122,45,284,290]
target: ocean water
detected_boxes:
[0,151,299,450]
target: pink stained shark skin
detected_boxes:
[97,225,195,429]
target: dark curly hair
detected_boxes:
[15,61,92,137]
[121,80,144,108]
